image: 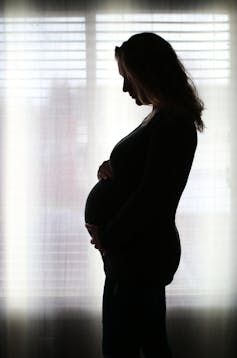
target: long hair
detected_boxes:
[115,32,204,132]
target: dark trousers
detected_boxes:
[102,273,172,358]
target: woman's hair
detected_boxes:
[115,32,204,132]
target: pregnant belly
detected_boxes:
[84,179,125,225]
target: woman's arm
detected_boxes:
[99,115,197,254]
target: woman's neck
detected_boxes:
[141,106,160,126]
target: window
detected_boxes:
[0,12,232,313]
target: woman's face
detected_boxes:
[117,57,151,106]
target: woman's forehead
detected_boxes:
[117,57,133,80]
[117,58,125,76]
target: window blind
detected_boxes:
[0,12,232,313]
[96,13,229,85]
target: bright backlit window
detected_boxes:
[96,13,229,85]
[0,12,233,313]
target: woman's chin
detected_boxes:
[130,95,143,106]
[135,98,143,106]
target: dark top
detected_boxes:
[85,108,197,284]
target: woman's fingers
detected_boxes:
[90,237,103,250]
[86,223,103,251]
[97,160,113,180]
[85,223,97,231]
[90,237,96,244]
[88,229,107,254]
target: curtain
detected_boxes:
[0,1,236,357]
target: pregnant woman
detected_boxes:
[85,32,204,358]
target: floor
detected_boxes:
[0,306,237,358]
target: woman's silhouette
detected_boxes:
[85,32,204,358]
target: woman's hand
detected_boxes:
[85,223,107,256]
[97,160,113,180]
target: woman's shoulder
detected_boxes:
[150,106,196,132]
[147,107,197,150]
